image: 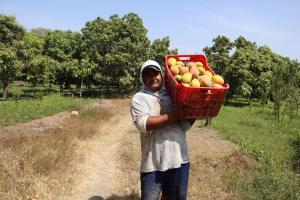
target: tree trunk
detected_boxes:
[80,74,83,99]
[60,84,64,93]
[2,80,9,99]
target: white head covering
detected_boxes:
[140,60,162,84]
[140,60,168,98]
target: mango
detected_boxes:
[197,66,205,75]
[182,83,190,87]
[186,62,196,69]
[195,61,203,68]
[170,65,179,76]
[167,58,177,66]
[212,83,223,88]
[203,71,213,78]
[189,66,199,77]
[176,61,184,67]
[174,75,182,82]
[198,75,212,87]
[181,73,192,84]
[71,111,79,116]
[179,66,189,75]
[212,75,224,85]
[191,79,200,87]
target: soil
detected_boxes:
[0,99,252,200]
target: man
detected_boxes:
[130,60,195,200]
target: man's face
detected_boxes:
[142,68,162,91]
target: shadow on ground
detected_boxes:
[88,192,140,200]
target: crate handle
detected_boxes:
[178,56,191,61]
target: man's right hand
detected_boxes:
[146,109,182,131]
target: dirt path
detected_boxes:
[66,103,141,200]
[64,100,248,200]
[0,99,251,199]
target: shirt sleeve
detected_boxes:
[130,94,150,134]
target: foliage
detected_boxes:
[203,35,233,75]
[212,105,300,199]
[0,45,20,98]
[0,13,181,95]
[0,15,25,47]
[204,35,300,122]
[271,60,300,124]
[26,55,54,86]
[81,13,151,90]
[149,37,178,67]
[17,32,44,83]
[43,30,81,91]
[30,27,51,38]
[1,13,298,104]
[0,15,25,98]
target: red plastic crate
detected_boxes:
[164,54,229,119]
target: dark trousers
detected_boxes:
[140,162,190,200]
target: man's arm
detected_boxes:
[146,111,196,131]
[146,111,179,131]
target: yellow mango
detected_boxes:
[212,75,224,85]
[181,73,192,84]
[191,79,200,87]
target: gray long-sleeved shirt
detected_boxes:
[130,89,192,173]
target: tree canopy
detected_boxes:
[0,13,298,109]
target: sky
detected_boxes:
[1,0,299,60]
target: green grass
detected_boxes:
[0,84,91,127]
[211,105,300,199]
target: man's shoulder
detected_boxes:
[132,90,155,100]
[131,91,156,106]
[131,91,146,104]
[132,91,145,100]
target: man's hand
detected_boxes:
[166,108,181,121]
[146,109,181,131]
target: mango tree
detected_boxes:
[271,59,300,125]
[225,38,258,99]
[149,37,178,67]
[17,32,46,85]
[43,30,81,91]
[203,35,233,75]
[0,15,25,98]
[81,13,151,92]
[0,45,20,98]
[30,28,51,38]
